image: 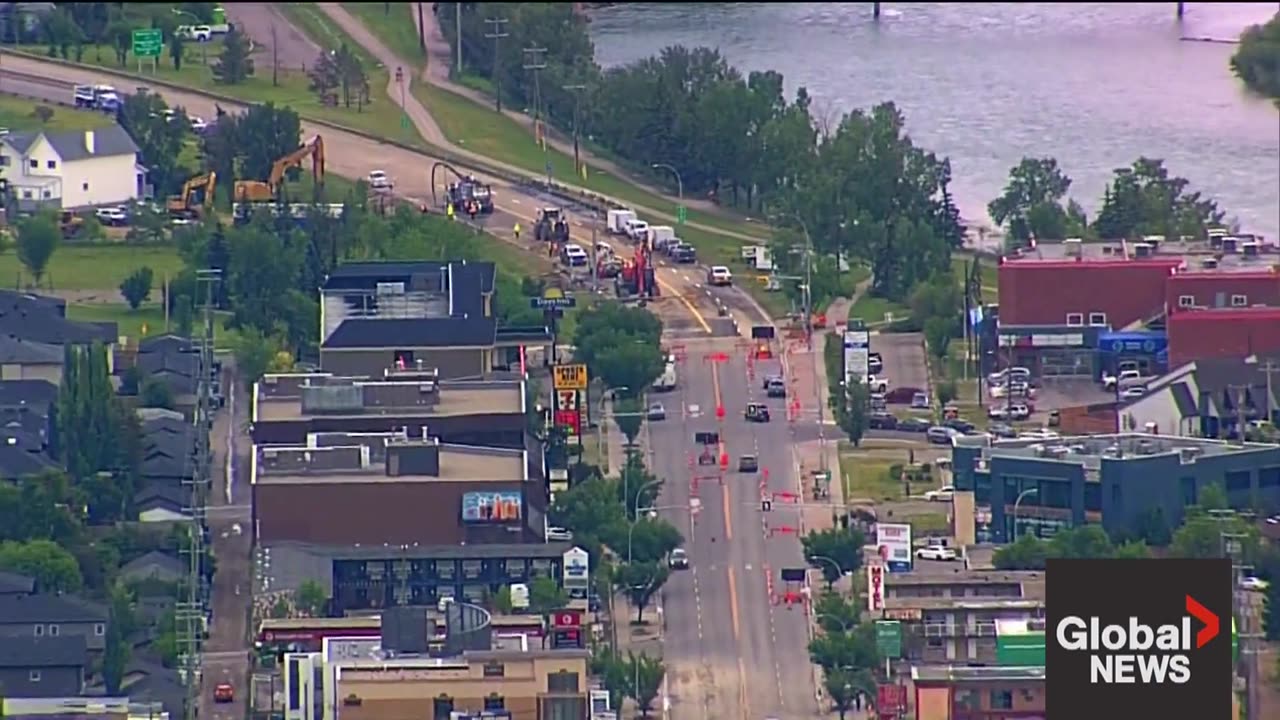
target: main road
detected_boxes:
[649,335,818,719]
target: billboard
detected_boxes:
[875,522,913,572]
[843,328,871,384]
[461,491,523,522]
[867,563,885,612]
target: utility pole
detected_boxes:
[417,3,426,53]
[179,268,220,720]
[563,83,586,176]
[1247,356,1278,428]
[523,46,549,184]
[455,3,463,74]
[1228,383,1250,442]
[484,17,509,112]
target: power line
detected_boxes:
[522,47,549,184]
[483,17,509,112]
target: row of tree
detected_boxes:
[1230,13,1280,102]
[808,591,882,718]
[988,156,1228,248]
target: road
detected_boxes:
[222,4,322,73]
[649,336,817,719]
[874,332,929,396]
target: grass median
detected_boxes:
[342,2,426,63]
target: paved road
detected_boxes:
[223,4,321,72]
[648,336,817,720]
[874,332,929,395]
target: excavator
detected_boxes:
[616,237,658,300]
[232,135,326,203]
[166,172,217,218]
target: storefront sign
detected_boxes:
[875,522,913,572]
[554,389,584,440]
[553,363,588,390]
[867,563,885,613]
[562,547,590,586]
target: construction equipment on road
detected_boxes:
[232,135,326,203]
[535,207,570,243]
[167,172,217,218]
[616,236,658,300]
[444,175,494,215]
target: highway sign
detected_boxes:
[676,204,687,224]
[530,295,576,310]
[875,620,903,658]
[132,29,162,58]
[552,364,588,391]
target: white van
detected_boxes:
[652,362,677,392]
[648,225,676,248]
[607,209,636,235]
[625,219,649,242]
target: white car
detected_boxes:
[668,548,689,570]
[367,170,393,190]
[545,526,573,542]
[1119,386,1147,400]
[189,116,208,133]
[1240,576,1269,592]
[865,375,889,394]
[924,486,954,502]
[707,266,733,286]
[95,206,129,226]
[176,25,213,42]
[916,546,958,561]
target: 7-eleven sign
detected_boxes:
[554,389,582,439]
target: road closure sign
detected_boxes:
[553,363,588,391]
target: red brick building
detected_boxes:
[1165,269,1280,315]
[1167,307,1280,367]
[998,259,1180,328]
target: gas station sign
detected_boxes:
[554,389,583,440]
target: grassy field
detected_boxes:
[908,512,950,535]
[0,96,113,132]
[848,293,909,326]
[0,245,184,292]
[343,2,426,62]
[67,301,236,346]
[839,456,901,502]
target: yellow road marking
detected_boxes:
[728,567,749,719]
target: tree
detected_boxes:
[0,539,83,592]
[808,621,880,673]
[103,583,132,694]
[836,377,868,447]
[212,25,254,84]
[1230,14,1280,102]
[1093,158,1224,240]
[233,329,284,390]
[235,103,303,184]
[492,586,514,614]
[308,48,341,105]
[617,561,668,623]
[226,220,305,334]
[626,651,666,717]
[41,7,84,60]
[295,580,327,616]
[118,89,190,197]
[923,316,953,366]
[987,157,1074,246]
[825,667,875,720]
[119,266,155,309]
[625,518,682,565]
[333,44,372,110]
[16,212,59,286]
[801,527,865,586]
[993,531,1050,570]
[613,396,645,448]
[139,378,173,410]
[813,590,861,634]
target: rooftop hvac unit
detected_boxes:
[1046,446,1070,459]
[1131,242,1153,258]
[1221,237,1238,254]
[1207,228,1228,245]
[1142,235,1166,246]
[1242,242,1259,258]
[1179,447,1203,463]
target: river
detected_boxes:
[587,2,1280,241]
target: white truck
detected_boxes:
[647,225,677,249]
[625,219,650,242]
[607,208,637,235]
[74,84,121,113]
[652,361,677,392]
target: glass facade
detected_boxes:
[332,555,560,613]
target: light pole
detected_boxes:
[632,479,663,522]
[808,554,844,589]
[650,163,683,201]
[1011,487,1038,540]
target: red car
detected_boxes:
[214,683,234,703]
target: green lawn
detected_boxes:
[0,245,184,292]
[952,253,999,302]
[908,512,950,536]
[848,293,909,326]
[343,2,426,62]
[0,96,113,132]
[839,457,901,502]
[68,301,237,346]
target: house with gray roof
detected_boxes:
[0,335,63,384]
[0,124,143,211]
[0,593,108,652]
[0,636,87,697]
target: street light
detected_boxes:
[626,479,665,563]
[650,163,683,201]
[1011,487,1039,539]
[808,554,844,588]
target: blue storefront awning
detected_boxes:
[1096,331,1167,356]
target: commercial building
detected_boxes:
[1119,355,1280,439]
[883,596,1044,665]
[952,433,1280,542]
[883,571,1042,604]
[250,370,528,449]
[1167,307,1280,366]
[318,261,551,379]
[912,665,1046,720]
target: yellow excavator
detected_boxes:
[232,135,326,203]
[167,172,217,218]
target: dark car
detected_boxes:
[987,422,1018,438]
[944,418,976,434]
[673,244,697,263]
[897,416,930,432]
[746,402,771,422]
[765,378,787,398]
[868,352,884,374]
[884,386,925,404]
[868,412,898,430]
[739,454,759,473]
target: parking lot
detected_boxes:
[874,332,930,395]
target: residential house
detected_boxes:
[0,427,58,479]
[0,593,108,652]
[134,350,198,411]
[0,379,57,479]
[0,336,63,384]
[0,292,117,353]
[1120,355,1280,439]
[138,417,194,487]
[134,483,189,524]
[0,571,34,596]
[0,125,143,210]
[118,551,185,586]
[0,636,87,698]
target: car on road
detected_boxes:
[884,386,924,404]
[176,24,214,42]
[924,485,955,502]
[865,375,889,393]
[944,418,976,434]
[738,454,759,473]
[763,374,783,389]
[868,352,884,374]
[367,169,393,190]
[987,422,1017,438]
[647,402,666,421]
[765,377,786,398]
[545,526,573,541]
[745,402,771,422]
[926,426,958,445]
[672,243,697,263]
[868,412,898,430]
[897,416,930,433]
[988,366,1031,387]
[668,548,689,570]
[1120,386,1147,400]
[707,265,733,286]
[989,381,1034,399]
[910,391,930,409]
[1240,576,1269,592]
[214,683,235,703]
[561,243,589,267]
[916,545,959,561]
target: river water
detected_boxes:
[588,2,1280,241]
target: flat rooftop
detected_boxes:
[254,372,524,422]
[884,597,1044,612]
[1000,234,1276,273]
[959,433,1274,475]
[253,432,526,485]
[912,665,1046,683]
[886,570,1042,587]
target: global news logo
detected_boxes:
[1055,594,1219,684]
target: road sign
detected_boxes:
[875,620,903,658]
[676,204,687,224]
[552,364,588,391]
[530,295,577,310]
[132,29,162,58]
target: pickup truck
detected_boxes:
[1101,369,1149,391]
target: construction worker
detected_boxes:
[446,202,455,221]
[513,222,521,240]
[468,201,477,221]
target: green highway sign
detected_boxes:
[132,29,162,58]
[676,204,687,224]
[875,620,902,659]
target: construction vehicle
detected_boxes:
[167,172,217,218]
[616,238,658,299]
[232,135,326,203]
[59,211,84,238]
[445,175,494,215]
[534,207,570,243]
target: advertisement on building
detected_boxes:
[461,491,523,522]
[875,522,913,572]
[843,328,871,384]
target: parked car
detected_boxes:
[1120,386,1147,400]
[898,417,930,433]
[96,206,129,226]
[545,526,573,541]
[868,412,898,430]
[1240,576,1269,592]
[926,426,958,445]
[367,169,393,190]
[865,375,889,393]
[911,391,930,409]
[944,418,975,434]
[885,386,925,404]
[924,486,955,502]
[987,422,1017,438]
[916,545,958,561]
[868,352,884,374]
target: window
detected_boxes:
[29,159,37,168]
[1231,294,1248,307]
[431,696,454,720]
[989,689,1014,709]
[29,670,41,682]
[1088,312,1108,326]
[543,697,587,720]
[1226,471,1251,494]
[1180,477,1197,506]
[21,190,32,199]
[1083,482,1102,513]
[0,156,9,166]
[1066,313,1084,327]
[547,670,580,693]
[1260,467,1280,489]
[41,189,50,199]
[33,624,44,636]
[94,623,105,636]
[1178,294,1195,308]
[82,182,89,191]
[483,695,505,711]
[48,624,59,636]
[46,160,56,169]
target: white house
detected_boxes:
[1120,355,1280,438]
[0,124,143,209]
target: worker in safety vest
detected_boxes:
[513,223,521,240]
[468,201,478,220]
[446,203,455,220]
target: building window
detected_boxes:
[46,160,56,169]
[431,696,454,720]
[1066,313,1084,327]
[29,159,37,168]
[82,182,89,191]
[1180,477,1197,506]
[0,156,9,166]
[1088,312,1108,326]
[1083,482,1102,513]
[29,670,41,682]
[33,624,44,636]
[21,190,32,199]
[990,689,1014,709]
[1226,470,1251,494]
[1178,295,1195,308]
[94,623,105,636]
[547,670,580,693]
[48,624,59,636]
[483,695,505,711]
[1260,467,1280,489]
[482,661,504,678]
[1231,294,1248,307]
[544,697,587,720]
